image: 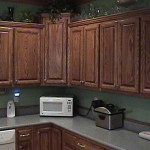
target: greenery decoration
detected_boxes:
[38,0,73,23]
[19,10,34,23]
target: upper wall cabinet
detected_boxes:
[0,27,13,86]
[41,14,70,85]
[100,18,139,93]
[140,16,150,94]
[0,21,44,87]
[69,26,83,86]
[14,27,42,85]
[100,21,118,90]
[69,24,99,88]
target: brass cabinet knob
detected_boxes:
[77,142,86,148]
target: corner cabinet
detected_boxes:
[16,124,62,150]
[0,21,44,87]
[69,24,99,88]
[41,13,70,85]
[100,18,139,93]
[0,27,13,86]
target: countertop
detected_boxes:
[0,114,150,150]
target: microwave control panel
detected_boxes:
[67,100,72,112]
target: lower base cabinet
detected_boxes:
[16,127,34,150]
[62,130,113,150]
[35,124,52,150]
[16,124,62,150]
[16,123,113,150]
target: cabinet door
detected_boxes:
[118,18,139,93]
[16,127,33,150]
[70,27,84,86]
[140,16,150,94]
[52,126,62,150]
[62,130,106,150]
[14,28,41,85]
[35,125,51,150]
[0,27,13,86]
[100,21,118,90]
[83,24,99,88]
[44,18,67,84]
[62,131,77,150]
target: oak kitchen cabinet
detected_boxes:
[41,13,70,85]
[16,124,62,150]
[0,21,44,86]
[140,15,150,94]
[35,124,51,150]
[14,27,42,85]
[51,125,62,150]
[69,24,99,88]
[100,17,139,93]
[16,123,113,150]
[0,27,13,86]
[16,126,33,150]
[62,130,113,150]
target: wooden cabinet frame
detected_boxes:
[100,18,139,93]
[69,24,99,88]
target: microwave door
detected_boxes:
[42,100,64,116]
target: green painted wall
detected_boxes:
[64,87,150,123]
[0,1,150,124]
[78,0,150,16]
[0,1,43,21]
[0,86,65,108]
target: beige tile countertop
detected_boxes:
[0,114,150,150]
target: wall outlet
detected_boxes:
[14,92,20,103]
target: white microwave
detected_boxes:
[40,96,73,116]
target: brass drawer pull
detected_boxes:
[20,133,30,137]
[77,142,85,148]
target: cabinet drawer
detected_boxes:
[63,131,105,150]
[17,128,32,140]
[76,138,95,150]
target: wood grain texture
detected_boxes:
[62,130,114,150]
[16,127,34,150]
[83,24,99,88]
[35,125,52,150]
[100,21,118,90]
[118,18,139,93]
[0,27,13,86]
[69,26,84,86]
[140,15,150,94]
[51,126,62,150]
[0,21,44,28]
[43,17,68,84]
[14,28,41,85]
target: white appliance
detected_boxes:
[0,129,16,150]
[7,101,15,118]
[40,96,73,116]
[139,131,150,140]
